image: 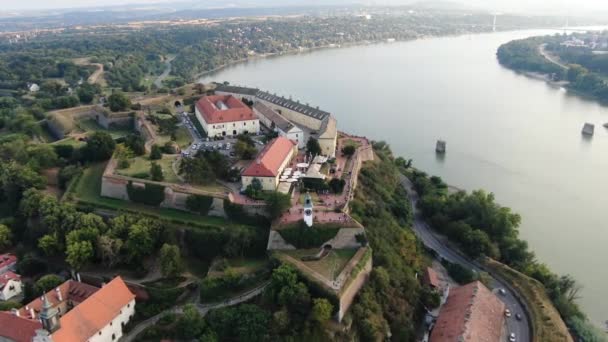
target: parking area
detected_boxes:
[178,111,266,158]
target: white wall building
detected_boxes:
[195,94,259,137]
[253,102,305,148]
[0,271,22,301]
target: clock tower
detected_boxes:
[303,193,313,227]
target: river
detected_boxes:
[200,29,607,326]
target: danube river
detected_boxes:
[200,29,607,325]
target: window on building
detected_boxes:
[99,332,101,335]
[112,333,116,341]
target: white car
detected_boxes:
[505,309,512,317]
[499,288,506,295]
[509,333,516,342]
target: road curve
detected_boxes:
[400,175,532,342]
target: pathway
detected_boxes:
[120,281,269,342]
[154,55,176,89]
[539,44,568,69]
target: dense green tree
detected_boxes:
[85,131,116,161]
[306,137,322,156]
[234,140,257,160]
[66,240,94,270]
[150,144,162,160]
[0,162,45,212]
[311,298,333,324]
[160,243,183,278]
[186,195,213,215]
[265,192,291,220]
[58,165,82,189]
[76,83,100,104]
[124,134,146,156]
[38,234,61,256]
[150,162,164,181]
[175,304,206,339]
[107,92,131,112]
[35,274,63,294]
[97,235,123,268]
[341,144,356,157]
[0,224,11,251]
[125,223,155,264]
[179,157,215,184]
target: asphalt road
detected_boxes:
[400,175,531,342]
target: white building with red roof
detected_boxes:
[241,136,297,191]
[0,276,135,342]
[0,271,22,301]
[195,94,259,137]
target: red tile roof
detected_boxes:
[18,280,99,320]
[425,267,440,288]
[0,253,17,271]
[52,276,135,342]
[242,136,296,177]
[430,281,505,342]
[0,311,41,342]
[0,271,21,290]
[196,95,254,124]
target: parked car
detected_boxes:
[499,288,506,295]
[509,333,516,342]
[229,151,236,157]
[504,309,512,317]
[515,313,522,321]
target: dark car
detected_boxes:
[515,313,522,321]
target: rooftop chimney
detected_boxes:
[55,287,62,301]
[30,307,35,319]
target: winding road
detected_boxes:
[400,175,532,342]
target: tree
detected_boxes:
[66,240,94,270]
[115,144,134,169]
[306,137,322,156]
[175,304,205,339]
[85,131,116,161]
[312,298,333,324]
[150,144,162,160]
[328,178,346,193]
[35,274,63,294]
[341,144,356,157]
[179,157,215,184]
[26,144,58,170]
[77,83,100,104]
[38,234,61,256]
[150,162,164,181]
[125,223,155,264]
[124,134,146,156]
[234,140,256,160]
[265,192,291,220]
[186,195,213,215]
[58,165,82,189]
[107,92,131,112]
[0,224,11,251]
[160,243,183,278]
[0,162,45,212]
[97,235,123,268]
[244,178,263,199]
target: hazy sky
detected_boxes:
[4,0,608,13]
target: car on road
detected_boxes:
[509,332,516,342]
[504,309,511,317]
[229,151,236,157]
[499,288,506,295]
[515,313,522,321]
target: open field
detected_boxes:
[116,155,180,183]
[282,248,357,280]
[75,118,131,139]
[483,259,572,342]
[67,162,242,230]
[155,126,192,149]
[207,257,269,278]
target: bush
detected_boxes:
[186,195,213,215]
[441,259,477,284]
[126,182,165,206]
[278,226,340,249]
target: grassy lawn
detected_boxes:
[156,126,192,149]
[208,257,268,278]
[283,249,357,280]
[67,162,245,230]
[116,155,180,183]
[483,259,571,342]
[75,118,131,139]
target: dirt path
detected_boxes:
[88,63,106,85]
[539,44,568,70]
